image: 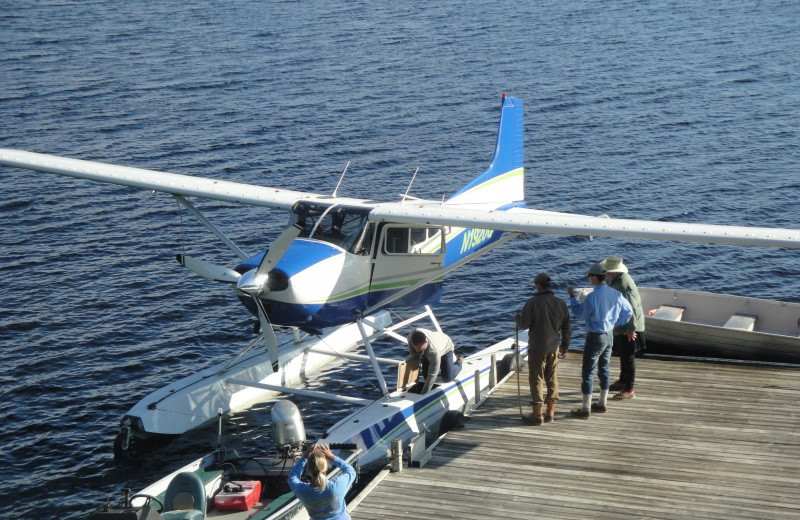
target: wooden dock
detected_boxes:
[348,354,800,519]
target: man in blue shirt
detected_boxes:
[567,262,633,419]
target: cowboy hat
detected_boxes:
[603,255,628,273]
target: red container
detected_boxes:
[214,480,262,511]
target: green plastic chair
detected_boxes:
[161,471,206,520]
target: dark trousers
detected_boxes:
[614,332,645,391]
[422,352,462,383]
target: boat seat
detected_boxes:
[723,313,757,331]
[161,471,206,520]
[650,305,684,321]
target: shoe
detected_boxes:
[612,390,635,400]
[570,408,590,419]
[544,401,555,423]
[523,403,543,426]
[522,413,543,426]
[590,402,607,413]
[609,380,624,392]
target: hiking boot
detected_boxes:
[590,402,608,413]
[612,390,635,400]
[523,403,543,426]
[609,380,625,392]
[544,401,555,423]
[523,413,544,426]
[570,408,590,419]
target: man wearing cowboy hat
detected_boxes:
[603,255,645,400]
[567,263,633,419]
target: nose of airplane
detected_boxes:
[236,268,269,296]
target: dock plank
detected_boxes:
[350,355,800,519]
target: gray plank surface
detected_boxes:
[350,354,800,520]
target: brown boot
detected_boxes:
[523,403,543,425]
[544,401,555,423]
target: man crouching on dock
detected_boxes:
[515,272,571,425]
[408,329,464,394]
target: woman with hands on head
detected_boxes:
[288,443,357,520]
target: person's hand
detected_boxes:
[566,285,575,298]
[558,347,568,359]
[626,331,637,341]
[313,443,335,461]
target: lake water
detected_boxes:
[1,1,798,518]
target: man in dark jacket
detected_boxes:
[515,272,571,425]
[604,255,645,400]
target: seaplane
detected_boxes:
[2,94,799,463]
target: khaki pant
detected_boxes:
[528,349,559,404]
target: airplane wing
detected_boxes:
[3,148,799,249]
[368,203,800,249]
[0,148,368,210]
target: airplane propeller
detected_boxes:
[236,223,302,296]
[234,223,303,371]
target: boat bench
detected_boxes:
[723,313,757,331]
[650,305,684,321]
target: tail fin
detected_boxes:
[446,94,524,205]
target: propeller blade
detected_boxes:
[238,223,302,296]
[256,224,302,277]
[176,254,241,283]
[255,297,280,371]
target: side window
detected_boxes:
[385,227,410,254]
[382,226,444,255]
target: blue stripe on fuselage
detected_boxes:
[443,201,526,266]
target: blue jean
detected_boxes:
[422,352,462,383]
[581,331,613,395]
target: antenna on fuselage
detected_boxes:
[332,161,350,197]
[401,167,420,203]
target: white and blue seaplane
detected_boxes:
[3,94,800,519]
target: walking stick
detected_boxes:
[515,323,524,417]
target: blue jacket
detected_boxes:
[288,456,356,520]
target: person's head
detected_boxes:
[533,272,552,291]
[409,329,428,352]
[602,255,627,281]
[587,262,606,285]
[307,450,329,489]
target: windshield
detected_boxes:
[292,202,373,255]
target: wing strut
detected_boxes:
[174,195,248,261]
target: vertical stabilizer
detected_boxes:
[446,94,524,205]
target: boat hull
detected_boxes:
[641,288,800,363]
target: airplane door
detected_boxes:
[368,225,446,307]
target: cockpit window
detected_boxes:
[292,202,373,255]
